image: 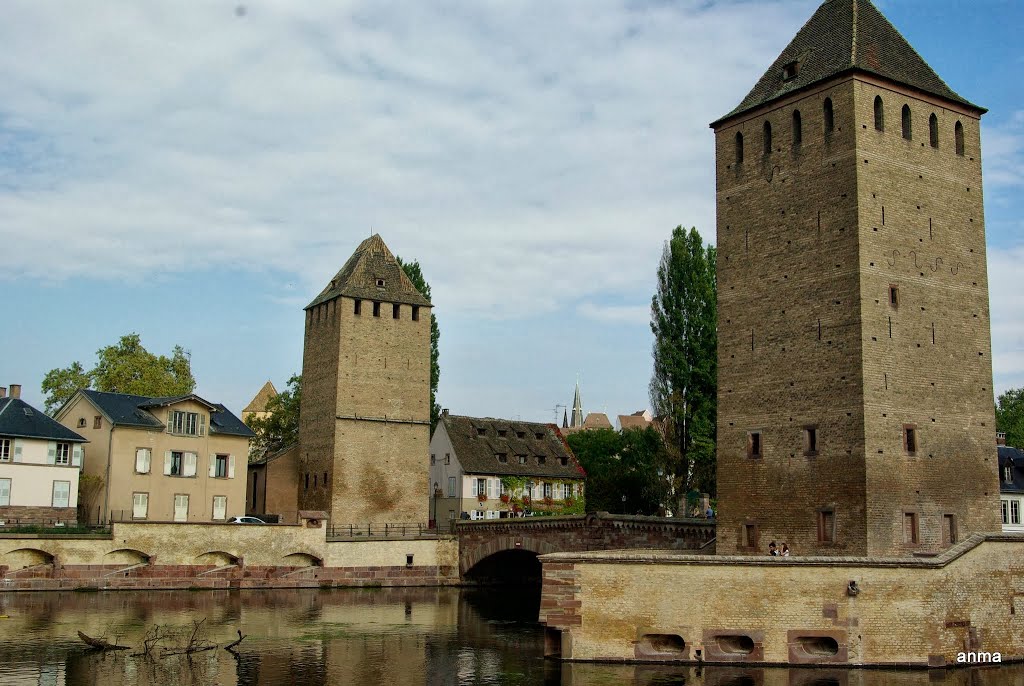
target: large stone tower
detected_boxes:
[298,234,432,524]
[712,0,999,556]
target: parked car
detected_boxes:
[228,516,266,524]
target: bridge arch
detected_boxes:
[282,552,323,567]
[3,547,55,569]
[195,550,240,566]
[105,548,150,565]
[460,536,559,576]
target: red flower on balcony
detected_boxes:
[477,493,488,502]
[500,494,510,504]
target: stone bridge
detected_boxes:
[452,512,715,576]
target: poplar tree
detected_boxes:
[396,256,441,433]
[650,226,718,508]
[997,388,1024,449]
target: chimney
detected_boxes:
[0,387,6,398]
[9,384,21,399]
[997,431,1007,447]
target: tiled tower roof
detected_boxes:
[712,0,983,127]
[306,234,432,310]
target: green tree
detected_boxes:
[41,333,195,414]
[650,226,718,507]
[566,427,671,515]
[246,374,302,459]
[396,256,441,433]
[997,387,1024,448]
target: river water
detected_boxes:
[0,587,1020,685]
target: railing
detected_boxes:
[326,521,454,540]
[0,517,111,536]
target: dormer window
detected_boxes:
[169,410,205,436]
[497,429,507,438]
[537,456,546,465]
[782,60,799,81]
[559,457,568,466]
[535,432,544,440]
[1005,465,1014,483]
[518,455,527,465]
[476,428,486,436]
[496,453,508,464]
[375,278,385,288]
[516,431,525,439]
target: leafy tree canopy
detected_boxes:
[246,374,302,460]
[42,333,195,415]
[396,256,441,433]
[997,387,1024,449]
[566,426,671,515]
[650,226,718,507]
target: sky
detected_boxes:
[1,0,1022,424]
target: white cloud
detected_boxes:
[989,243,1024,395]
[0,0,814,317]
[577,302,650,324]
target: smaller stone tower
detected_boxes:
[298,234,432,525]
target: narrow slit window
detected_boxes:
[902,104,912,140]
[904,425,918,455]
[818,509,835,543]
[354,299,362,315]
[955,121,965,156]
[903,512,919,544]
[804,426,818,456]
[735,132,744,164]
[393,303,400,319]
[763,120,772,155]
[747,431,763,459]
[792,110,802,146]
[874,95,884,131]
[372,301,381,317]
[412,306,420,321]
[743,523,757,548]
[823,98,834,135]
[929,113,939,148]
[889,284,899,309]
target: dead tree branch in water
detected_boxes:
[224,629,246,653]
[77,631,130,651]
[161,619,217,657]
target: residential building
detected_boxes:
[0,384,86,525]
[56,390,253,523]
[429,411,585,523]
[298,234,432,525]
[247,443,299,523]
[618,410,654,431]
[999,444,1024,533]
[241,380,277,424]
[713,0,999,555]
[562,412,614,436]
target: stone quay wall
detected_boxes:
[539,533,1024,668]
[0,519,459,591]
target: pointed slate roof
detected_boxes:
[0,397,87,442]
[712,0,982,127]
[306,234,432,310]
[243,381,277,414]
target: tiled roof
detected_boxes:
[712,0,981,127]
[442,414,585,479]
[999,446,1024,495]
[0,397,87,442]
[618,414,652,431]
[306,234,432,310]
[77,389,254,438]
[243,381,277,414]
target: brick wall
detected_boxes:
[713,73,999,557]
[540,534,1024,666]
[0,506,77,525]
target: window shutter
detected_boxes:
[136,449,146,473]
[209,454,217,478]
[72,444,83,467]
[47,442,57,465]
[199,414,206,437]
[167,411,174,433]
[13,439,23,463]
[164,451,173,475]
[228,455,235,479]
[184,452,197,477]
[0,479,10,506]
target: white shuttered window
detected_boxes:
[212,496,227,520]
[52,480,71,508]
[0,478,10,506]
[136,449,151,474]
[133,493,149,519]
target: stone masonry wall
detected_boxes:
[0,506,77,525]
[540,535,1024,667]
[715,78,868,556]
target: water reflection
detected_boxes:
[0,589,1020,685]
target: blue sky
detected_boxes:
[1,0,1022,423]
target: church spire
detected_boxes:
[562,409,569,429]
[570,377,584,428]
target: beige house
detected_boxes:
[56,390,253,524]
[429,412,585,523]
[0,384,86,525]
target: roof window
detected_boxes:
[782,61,799,81]
[375,278,385,288]
[476,428,486,437]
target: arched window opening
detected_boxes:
[902,105,912,140]
[792,110,802,146]
[763,121,772,155]
[955,121,965,156]
[929,113,939,148]
[735,132,744,164]
[874,96,884,131]
[823,98,834,135]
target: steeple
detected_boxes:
[306,234,432,310]
[570,378,583,428]
[562,409,569,429]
